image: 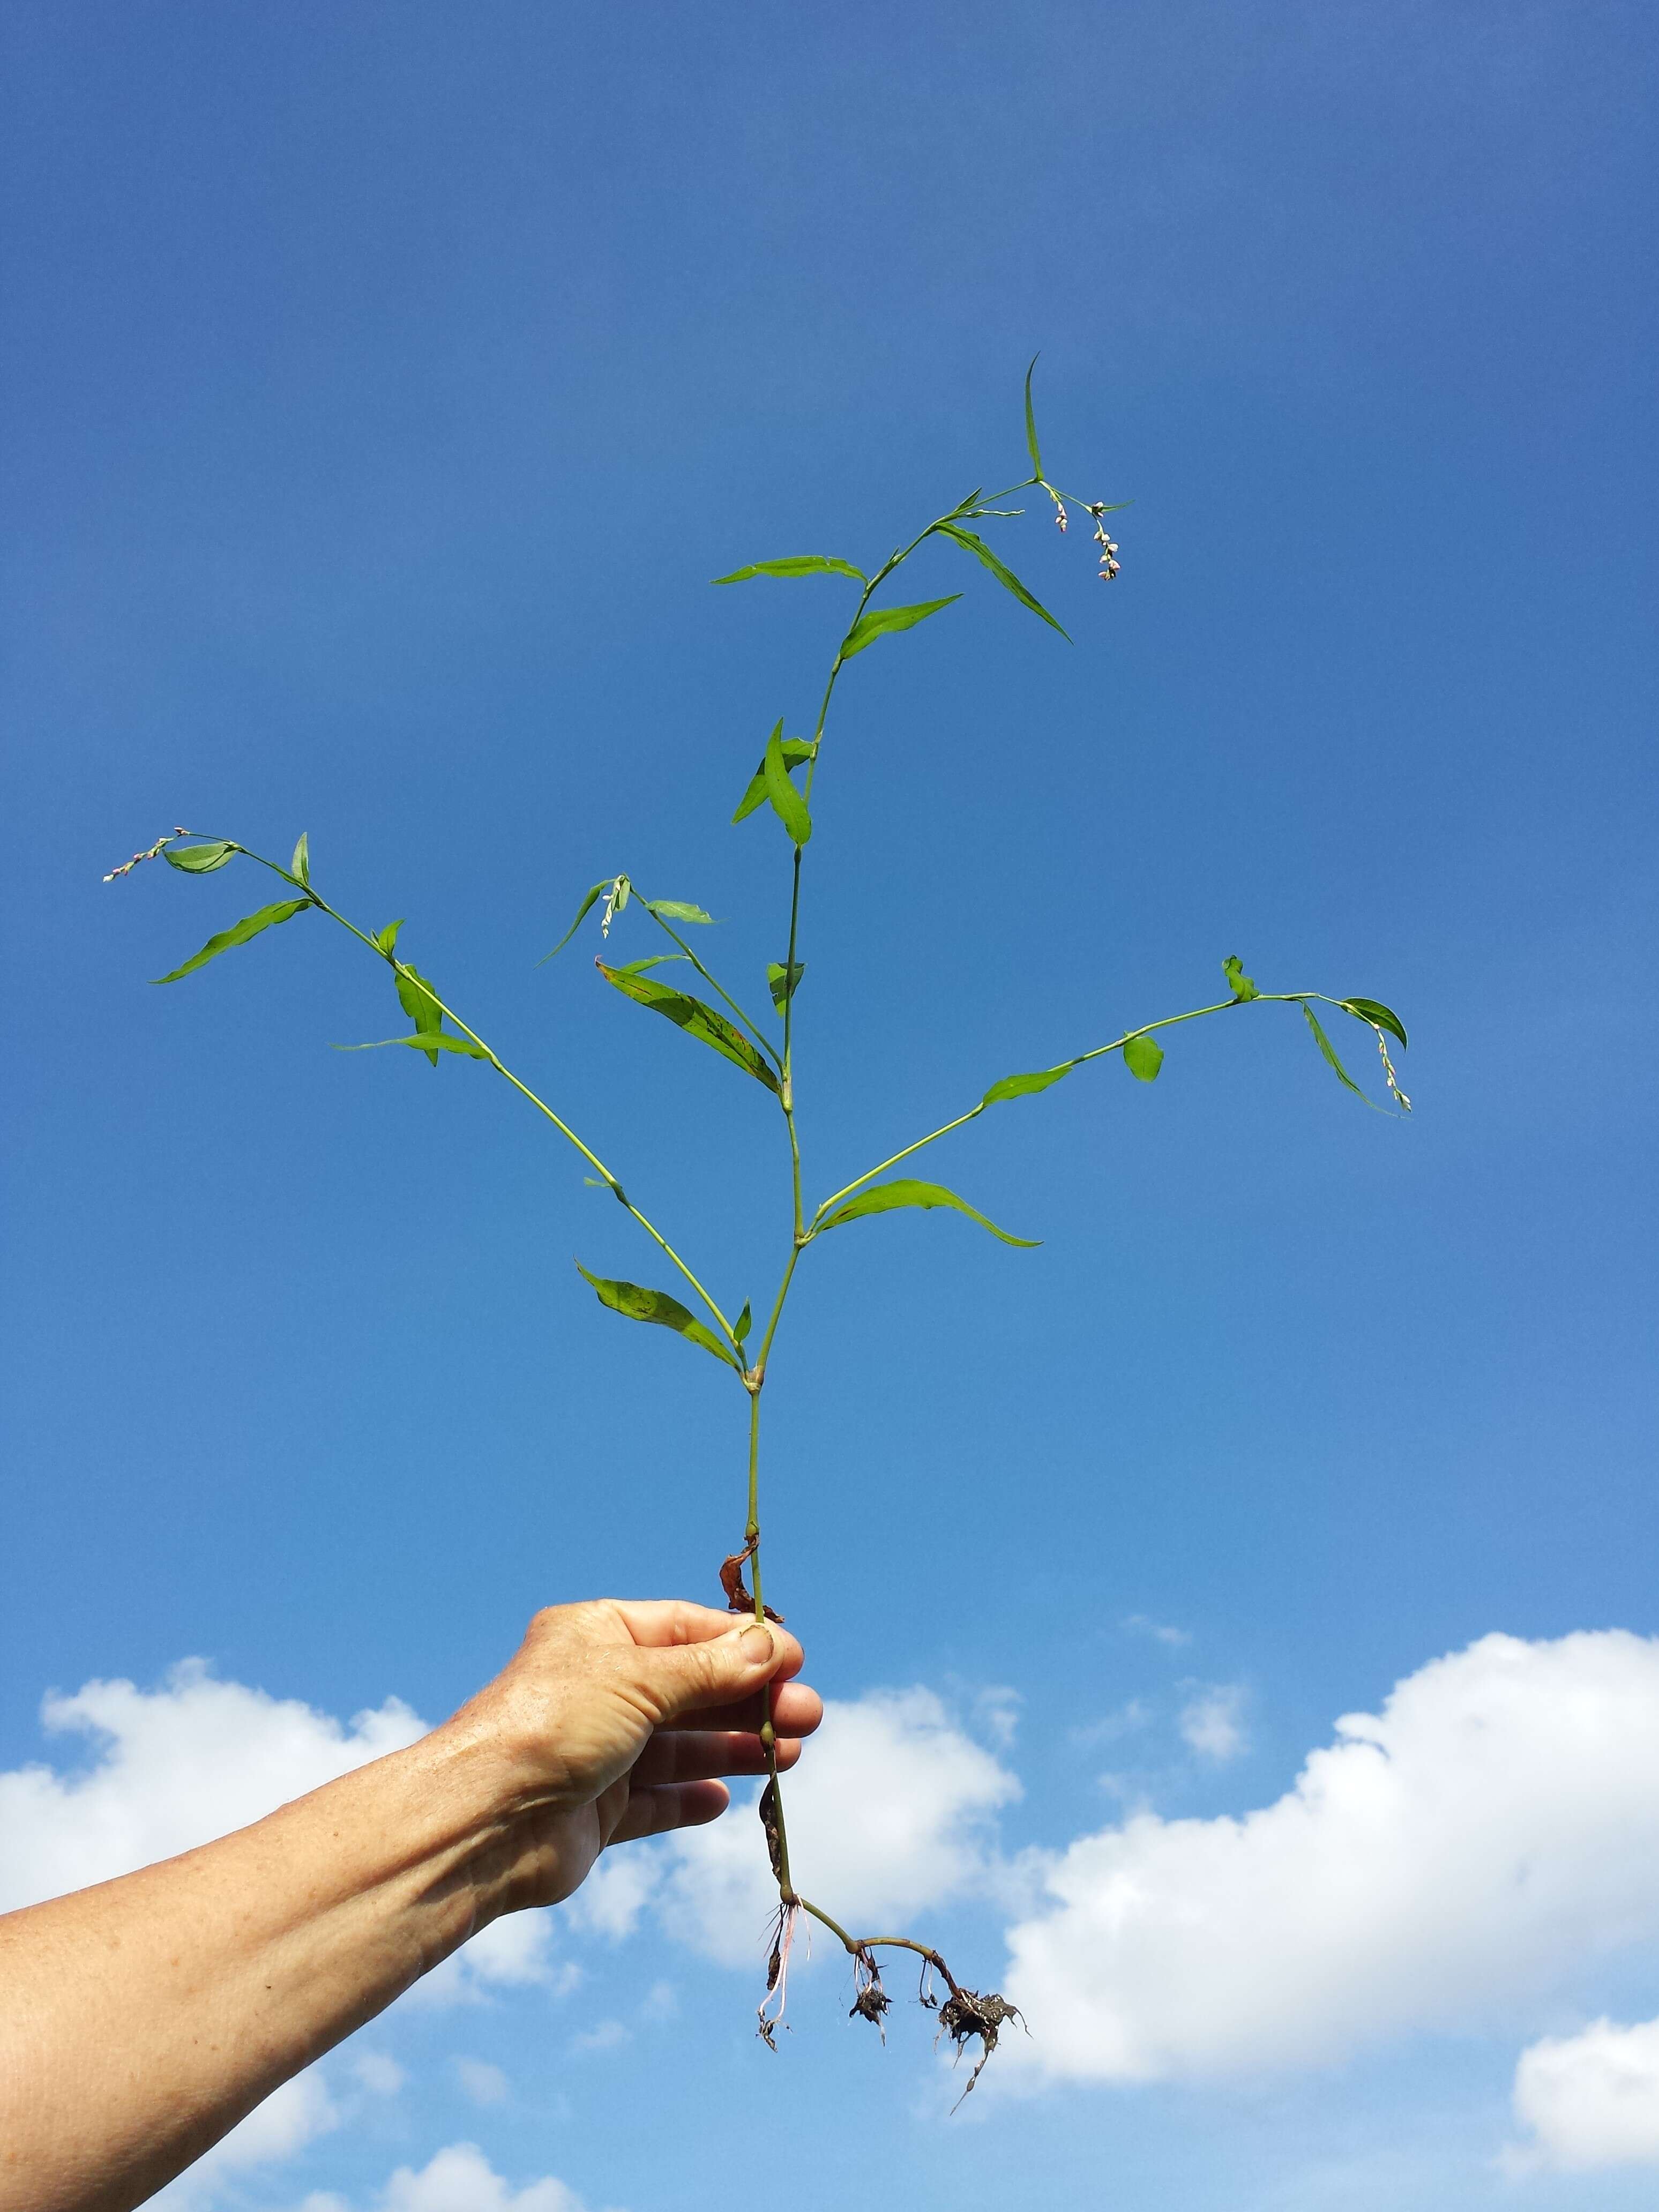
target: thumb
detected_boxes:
[644,1620,787,1723]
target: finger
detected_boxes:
[630,1729,805,1788]
[631,1618,798,1726]
[607,1779,730,1844]
[659,1679,823,1738]
[607,1599,797,1655]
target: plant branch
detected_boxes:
[642,903,783,1071]
[232,845,745,1361]
[809,991,1352,1224]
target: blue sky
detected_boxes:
[2,4,1656,2206]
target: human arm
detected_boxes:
[0,1600,818,2212]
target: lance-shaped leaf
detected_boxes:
[596,961,780,1092]
[764,724,812,845]
[839,595,961,661]
[936,522,1069,639]
[541,877,614,962]
[642,898,716,926]
[734,729,813,822]
[290,832,311,886]
[1023,355,1044,476]
[981,1062,1075,1105]
[1124,1033,1164,1081]
[163,840,237,874]
[1302,1003,1367,1099]
[152,897,310,983]
[734,1300,752,1346]
[767,959,806,1010]
[712,555,866,585]
[334,1032,491,1062]
[395,965,444,1067]
[1223,955,1260,1002]
[1341,996,1408,1049]
[818,1177,1039,1247]
[574,1261,738,1367]
[373,918,405,956]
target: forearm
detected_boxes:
[0,1713,517,2212]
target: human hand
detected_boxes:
[440,1599,821,1918]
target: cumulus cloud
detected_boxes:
[1504,2016,1659,2173]
[0,1662,424,1914]
[0,1663,565,1997]
[150,2072,340,2207]
[1177,1683,1249,1762]
[1002,1631,1659,2083]
[288,2143,615,2212]
[1123,1616,1191,1649]
[453,2057,510,2106]
[352,2052,407,2098]
[591,1686,1019,1966]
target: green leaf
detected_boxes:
[151,898,310,983]
[981,1062,1075,1105]
[1024,355,1043,477]
[394,964,444,1067]
[643,899,716,926]
[734,731,813,823]
[1223,955,1260,1002]
[162,840,237,874]
[936,522,1069,639]
[839,595,961,661]
[1124,1033,1164,1081]
[596,961,780,1092]
[818,1177,1039,1246]
[1302,1003,1366,1098]
[289,832,310,886]
[333,1032,491,1062]
[540,878,613,962]
[764,724,812,846]
[734,1300,752,1346]
[574,1261,738,1367]
[615,954,687,975]
[712,555,867,585]
[1341,996,1408,1050]
[395,967,442,1033]
[767,959,806,1010]
[373,918,405,956]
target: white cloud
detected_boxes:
[568,1849,659,1942]
[1178,1683,1249,1762]
[286,2143,614,2212]
[0,1662,425,1914]
[1504,2016,1659,2173]
[352,2051,407,2098]
[973,1686,1023,1749]
[1123,1616,1192,1649]
[1071,1698,1152,1750]
[0,1664,567,1999]
[651,1687,1019,1966]
[150,2071,339,2207]
[453,2057,510,2105]
[1002,1631,1659,2084]
[572,2018,630,2053]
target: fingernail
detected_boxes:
[739,1625,774,1662]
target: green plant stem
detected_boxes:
[811,992,1325,1224]
[234,846,745,1363]
[641,905,783,1070]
